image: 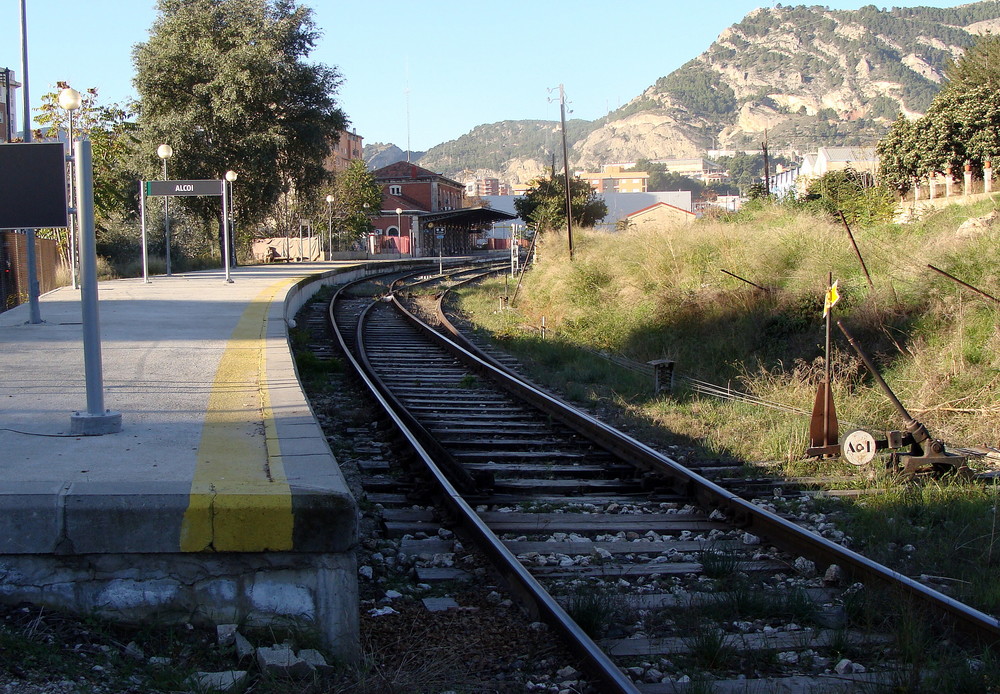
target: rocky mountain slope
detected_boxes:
[368,2,1000,184]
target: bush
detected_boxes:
[802,167,896,226]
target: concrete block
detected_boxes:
[234,631,255,660]
[0,482,69,554]
[422,597,460,612]
[217,623,238,647]
[256,645,311,678]
[289,487,357,552]
[249,573,316,619]
[62,481,190,553]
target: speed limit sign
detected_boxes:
[841,429,878,466]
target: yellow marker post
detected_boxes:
[181,279,298,551]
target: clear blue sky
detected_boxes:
[2,0,969,151]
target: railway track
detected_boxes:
[304,266,1000,692]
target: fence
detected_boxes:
[1,232,59,311]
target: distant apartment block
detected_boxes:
[576,165,649,193]
[324,128,363,172]
[465,177,510,197]
[0,69,19,142]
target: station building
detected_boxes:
[370,162,516,256]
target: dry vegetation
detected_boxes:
[460,199,1000,466]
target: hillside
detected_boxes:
[369,1,1000,184]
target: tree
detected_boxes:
[329,159,382,248]
[514,175,607,232]
[34,84,138,232]
[133,0,347,257]
[634,159,706,194]
[943,32,1000,93]
[803,167,896,226]
[878,33,1000,192]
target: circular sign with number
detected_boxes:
[841,429,878,466]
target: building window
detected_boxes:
[389,185,401,196]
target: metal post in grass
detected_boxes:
[838,211,875,292]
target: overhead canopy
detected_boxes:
[421,206,517,231]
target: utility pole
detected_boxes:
[557,84,574,261]
[761,129,771,197]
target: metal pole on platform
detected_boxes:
[59,88,82,290]
[221,179,233,283]
[71,139,122,435]
[139,181,149,283]
[157,144,173,276]
[19,0,41,324]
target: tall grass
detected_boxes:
[458,197,1000,462]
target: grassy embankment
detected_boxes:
[454,198,1000,616]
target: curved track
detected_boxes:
[324,267,1000,692]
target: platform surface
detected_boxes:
[0,263,359,556]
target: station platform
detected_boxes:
[0,259,436,659]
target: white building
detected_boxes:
[0,69,20,142]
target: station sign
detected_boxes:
[145,179,223,197]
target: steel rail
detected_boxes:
[329,280,641,694]
[416,292,1000,650]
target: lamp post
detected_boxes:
[395,207,402,253]
[429,222,442,275]
[58,87,81,290]
[326,194,334,257]
[225,170,237,267]
[363,202,371,257]
[157,144,173,275]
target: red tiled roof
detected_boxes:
[372,161,462,188]
[627,201,695,218]
[372,161,440,180]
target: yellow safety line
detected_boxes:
[180,277,299,552]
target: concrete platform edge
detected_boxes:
[0,260,439,655]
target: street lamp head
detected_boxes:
[326,194,334,204]
[58,88,82,111]
[395,207,402,215]
[225,170,238,182]
[157,144,173,160]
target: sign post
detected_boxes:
[141,179,231,282]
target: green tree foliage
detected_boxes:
[656,62,737,118]
[943,31,1000,93]
[714,153,793,191]
[514,176,607,232]
[133,0,347,251]
[878,33,1000,192]
[802,167,896,227]
[419,119,598,175]
[635,159,706,196]
[329,159,382,246]
[34,84,138,232]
